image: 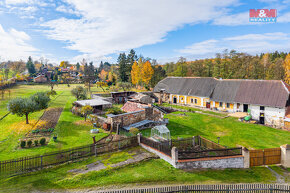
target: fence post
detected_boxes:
[171,147,178,168]
[192,136,195,147]
[40,156,43,169]
[137,133,142,145]
[242,147,250,168]
[94,144,97,157]
[280,144,290,168]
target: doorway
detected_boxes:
[206,102,210,108]
[260,117,265,124]
[173,97,177,104]
[243,104,248,112]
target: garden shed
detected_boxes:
[151,125,171,142]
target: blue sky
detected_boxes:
[0,0,289,66]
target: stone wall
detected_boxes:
[108,110,146,131]
[175,156,244,169]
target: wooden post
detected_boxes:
[192,136,195,147]
[94,144,97,157]
[40,156,43,169]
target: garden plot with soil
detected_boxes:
[20,107,63,148]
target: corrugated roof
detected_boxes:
[75,98,112,107]
[153,77,217,97]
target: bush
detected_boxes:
[27,140,32,147]
[34,140,38,146]
[20,141,26,148]
[40,138,46,146]
[105,107,123,115]
[129,127,140,135]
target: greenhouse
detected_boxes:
[150,125,171,142]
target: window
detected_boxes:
[191,99,194,103]
[219,102,223,107]
[180,97,183,102]
[260,106,265,110]
[195,99,197,104]
[227,103,230,108]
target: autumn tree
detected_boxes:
[284,54,290,84]
[117,82,132,91]
[81,105,93,121]
[96,81,108,92]
[99,69,108,81]
[141,61,154,86]
[131,61,140,86]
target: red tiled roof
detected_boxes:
[121,101,148,113]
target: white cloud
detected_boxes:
[278,12,290,23]
[212,12,251,26]
[42,0,238,61]
[55,5,80,15]
[0,24,38,61]
[177,32,290,58]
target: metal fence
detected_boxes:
[0,136,138,177]
[178,147,242,160]
[140,136,172,157]
[96,184,290,193]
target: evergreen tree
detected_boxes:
[26,56,36,76]
[76,62,80,71]
[118,53,128,82]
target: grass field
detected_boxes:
[142,111,290,149]
[1,147,287,193]
[0,84,108,160]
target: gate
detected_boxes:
[250,148,281,167]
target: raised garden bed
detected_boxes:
[20,107,63,148]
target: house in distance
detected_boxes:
[154,77,290,129]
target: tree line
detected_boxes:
[164,50,290,84]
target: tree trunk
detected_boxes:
[84,114,87,121]
[25,113,29,124]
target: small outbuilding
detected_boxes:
[73,98,112,113]
[151,125,171,142]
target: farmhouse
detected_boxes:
[154,77,290,128]
[34,75,47,83]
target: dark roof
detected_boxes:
[154,77,289,108]
[234,80,289,108]
[210,80,241,103]
[153,77,217,97]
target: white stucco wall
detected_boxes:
[264,107,285,128]
[248,105,285,128]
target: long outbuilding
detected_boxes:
[154,77,290,129]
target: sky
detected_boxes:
[0,0,289,66]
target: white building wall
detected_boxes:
[249,105,260,120]
[264,107,285,128]
[248,105,285,128]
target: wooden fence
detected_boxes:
[96,184,290,193]
[140,136,172,157]
[0,136,138,177]
[250,148,281,167]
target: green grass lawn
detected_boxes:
[0,84,108,160]
[142,111,290,149]
[0,147,284,193]
[158,103,228,117]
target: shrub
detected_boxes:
[129,127,140,135]
[105,107,123,115]
[27,140,32,147]
[34,140,39,146]
[40,138,46,146]
[20,141,26,148]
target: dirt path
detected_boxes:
[266,166,286,183]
